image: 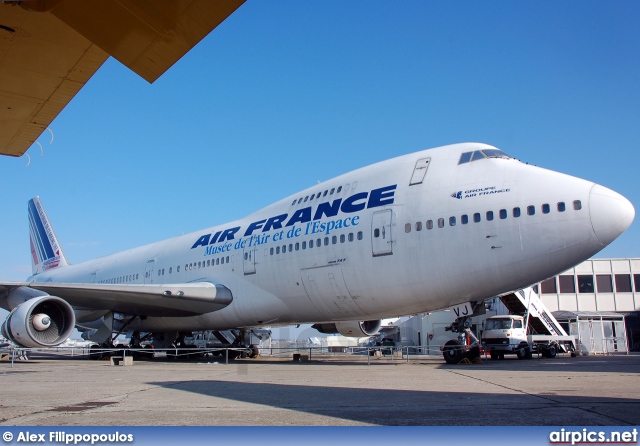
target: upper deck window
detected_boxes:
[458,149,512,165]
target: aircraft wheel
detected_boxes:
[466,346,480,360]
[442,340,464,364]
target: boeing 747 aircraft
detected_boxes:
[0,143,635,360]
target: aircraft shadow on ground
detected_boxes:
[146,378,640,426]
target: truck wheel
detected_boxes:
[516,344,528,360]
[546,344,557,359]
[442,340,464,364]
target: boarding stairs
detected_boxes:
[498,287,567,336]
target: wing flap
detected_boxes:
[28,282,233,317]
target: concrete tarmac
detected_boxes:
[1,352,639,426]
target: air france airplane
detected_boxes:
[0,143,635,358]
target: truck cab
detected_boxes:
[482,315,530,359]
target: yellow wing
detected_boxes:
[0,0,245,157]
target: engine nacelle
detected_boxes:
[312,320,382,337]
[1,296,75,348]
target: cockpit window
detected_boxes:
[458,152,473,164]
[482,149,511,159]
[458,149,512,165]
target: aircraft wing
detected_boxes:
[0,0,245,157]
[1,282,233,317]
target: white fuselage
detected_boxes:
[27,143,635,332]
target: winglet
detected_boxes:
[28,197,69,275]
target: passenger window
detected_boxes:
[332,236,337,244]
[449,216,456,226]
[309,195,314,201]
[357,231,363,240]
[499,209,507,219]
[513,207,521,218]
[527,205,535,216]
[216,258,220,265]
[330,188,335,195]
[573,200,582,210]
[426,220,433,230]
[415,221,422,231]
[324,237,329,246]
[374,228,380,238]
[244,253,248,260]
[309,240,314,248]
[340,234,345,243]
[323,190,328,197]
[405,223,411,233]
[302,241,307,249]
[542,204,550,214]
[270,247,274,255]
[437,218,444,228]
[473,213,481,223]
[298,198,303,204]
[282,245,287,253]
[486,211,494,221]
[558,202,566,212]
[461,215,468,225]
[337,186,342,193]
[276,246,280,254]
[348,233,354,242]
[289,243,293,252]
[304,196,308,202]
[295,242,300,251]
[292,200,297,206]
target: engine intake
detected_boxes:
[312,320,381,337]
[2,296,75,348]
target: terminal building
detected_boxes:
[379,258,640,356]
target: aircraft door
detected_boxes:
[409,157,431,185]
[243,247,256,275]
[144,259,155,284]
[371,209,394,257]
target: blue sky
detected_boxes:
[1,1,639,288]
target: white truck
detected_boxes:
[481,314,577,359]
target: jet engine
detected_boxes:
[312,320,382,337]
[1,295,75,348]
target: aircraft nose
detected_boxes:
[589,184,635,246]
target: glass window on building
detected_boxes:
[615,274,632,293]
[540,277,557,294]
[635,274,640,292]
[577,275,594,293]
[596,274,613,293]
[558,275,576,293]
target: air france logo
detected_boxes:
[191,184,397,254]
[451,186,511,200]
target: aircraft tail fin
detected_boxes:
[28,197,69,275]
